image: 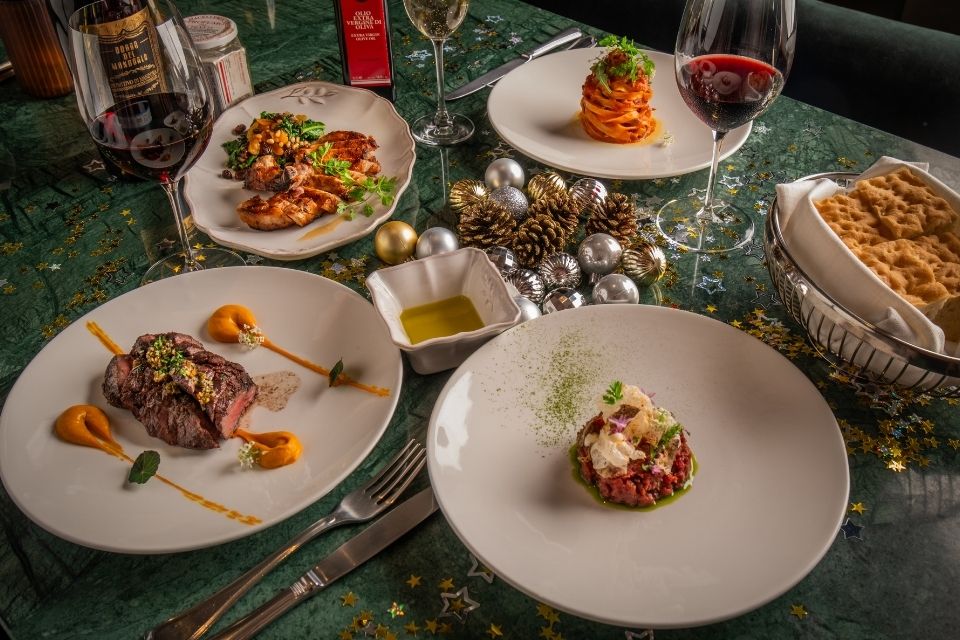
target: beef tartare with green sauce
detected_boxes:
[575,381,694,507]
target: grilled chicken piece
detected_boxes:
[243,155,282,191]
[237,187,342,230]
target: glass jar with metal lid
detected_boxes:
[184,14,253,114]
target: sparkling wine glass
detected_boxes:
[68,0,244,283]
[402,0,474,146]
[656,0,796,253]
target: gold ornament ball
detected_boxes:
[449,179,489,215]
[526,171,566,202]
[375,221,418,264]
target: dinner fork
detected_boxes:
[145,439,426,640]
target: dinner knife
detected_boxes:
[445,26,583,101]
[207,487,438,640]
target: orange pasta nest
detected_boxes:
[580,42,657,144]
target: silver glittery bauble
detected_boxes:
[489,186,529,222]
[514,295,542,323]
[568,178,608,217]
[542,287,586,314]
[537,252,581,289]
[621,242,667,286]
[577,233,623,275]
[526,171,567,202]
[592,273,640,304]
[485,158,525,190]
[415,227,459,259]
[485,245,519,277]
[449,179,489,214]
[507,268,546,304]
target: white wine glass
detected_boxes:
[403,0,474,146]
[68,0,245,284]
[656,0,796,253]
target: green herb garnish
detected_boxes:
[654,424,682,456]
[329,358,344,387]
[128,450,160,484]
[602,380,624,405]
[591,35,655,92]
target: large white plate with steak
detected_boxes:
[185,81,416,260]
[0,267,402,553]
[427,305,849,628]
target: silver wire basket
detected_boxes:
[764,171,960,397]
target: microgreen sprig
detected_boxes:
[602,380,624,405]
[591,35,655,91]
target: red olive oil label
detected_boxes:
[339,0,391,87]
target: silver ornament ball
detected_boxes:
[485,158,525,190]
[569,178,608,217]
[507,268,546,304]
[542,287,587,314]
[485,245,519,277]
[537,252,581,289]
[489,186,529,222]
[621,242,667,286]
[415,227,459,259]
[592,273,640,304]
[577,233,623,275]
[513,295,542,323]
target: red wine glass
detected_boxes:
[656,0,796,253]
[68,0,244,283]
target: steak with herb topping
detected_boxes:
[102,332,257,449]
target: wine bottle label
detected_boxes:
[339,0,391,87]
[92,7,168,99]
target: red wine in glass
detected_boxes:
[656,0,796,254]
[90,93,212,183]
[677,54,784,132]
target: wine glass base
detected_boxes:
[142,247,246,286]
[655,196,755,254]
[410,113,474,146]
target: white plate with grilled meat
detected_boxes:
[185,82,416,260]
[428,305,849,628]
[0,267,403,553]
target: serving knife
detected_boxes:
[444,26,583,101]
[207,487,438,640]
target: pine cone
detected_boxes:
[513,211,566,268]
[585,193,638,245]
[528,192,580,239]
[457,199,517,250]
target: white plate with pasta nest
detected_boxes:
[185,82,416,260]
[427,304,848,628]
[0,267,403,553]
[487,48,752,180]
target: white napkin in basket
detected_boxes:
[775,157,954,355]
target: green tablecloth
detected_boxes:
[1,1,958,638]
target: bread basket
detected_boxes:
[764,171,960,396]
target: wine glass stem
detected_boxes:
[430,38,453,133]
[701,129,727,218]
[160,179,197,267]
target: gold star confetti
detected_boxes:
[948,439,960,450]
[375,623,389,637]
[119,208,131,216]
[406,575,422,588]
[404,621,420,635]
[887,459,906,472]
[539,627,556,639]
[487,624,503,638]
[438,622,453,634]
[339,630,353,640]
[790,604,808,619]
[438,578,455,590]
[705,304,718,313]
[388,602,405,618]
[341,592,358,607]
[849,502,866,515]
[424,620,439,634]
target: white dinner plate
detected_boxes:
[427,305,848,628]
[185,82,416,260]
[487,48,752,179]
[0,267,403,554]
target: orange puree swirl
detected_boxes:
[207,304,390,397]
[235,428,303,469]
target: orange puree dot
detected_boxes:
[55,405,121,455]
[236,429,303,469]
[208,304,258,343]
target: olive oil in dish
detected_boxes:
[400,295,484,344]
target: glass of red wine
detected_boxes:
[68,0,244,283]
[656,0,796,253]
